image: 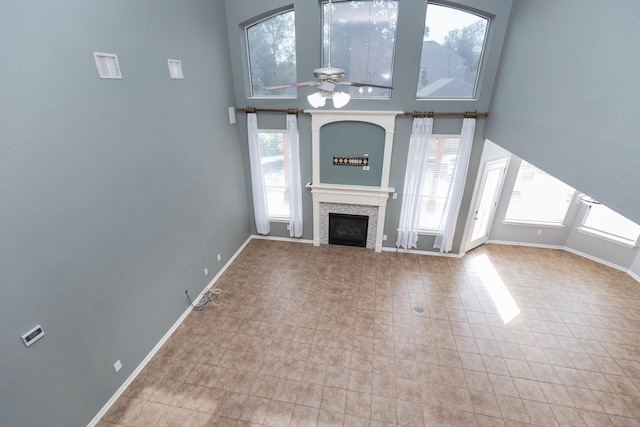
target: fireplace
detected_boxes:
[329,213,369,248]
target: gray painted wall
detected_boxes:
[488,157,580,247]
[0,1,250,425]
[631,251,640,279]
[320,122,385,186]
[484,0,640,225]
[224,0,513,254]
[488,152,640,270]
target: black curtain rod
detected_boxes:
[235,107,307,116]
[403,110,489,118]
[235,107,488,119]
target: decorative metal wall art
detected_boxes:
[333,157,369,166]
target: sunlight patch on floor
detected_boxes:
[475,253,520,324]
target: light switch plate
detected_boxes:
[22,325,45,347]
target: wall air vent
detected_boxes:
[167,59,184,79]
[93,52,122,79]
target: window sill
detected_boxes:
[269,217,289,224]
[502,219,565,229]
[576,226,638,249]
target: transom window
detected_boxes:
[504,161,575,226]
[416,135,461,232]
[323,0,398,99]
[246,10,296,97]
[578,204,640,247]
[417,3,489,99]
[258,131,290,219]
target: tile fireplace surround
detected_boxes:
[307,111,402,253]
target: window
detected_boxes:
[246,10,296,97]
[504,161,575,226]
[417,4,488,99]
[323,0,398,99]
[258,131,289,219]
[578,204,640,247]
[416,135,460,232]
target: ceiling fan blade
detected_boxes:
[263,81,319,91]
[340,81,394,90]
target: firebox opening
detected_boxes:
[328,213,369,248]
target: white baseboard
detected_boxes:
[487,240,565,251]
[87,236,253,427]
[381,246,462,258]
[250,234,313,245]
[487,239,639,283]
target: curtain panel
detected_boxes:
[247,113,270,235]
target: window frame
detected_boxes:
[416,2,490,100]
[257,129,290,222]
[321,0,399,100]
[577,204,640,248]
[502,161,576,228]
[245,9,297,99]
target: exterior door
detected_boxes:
[466,157,510,251]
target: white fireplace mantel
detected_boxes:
[308,110,402,252]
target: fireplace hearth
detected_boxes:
[329,213,369,248]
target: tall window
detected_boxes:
[417,136,460,232]
[417,4,489,99]
[579,204,640,247]
[258,131,290,219]
[504,161,575,226]
[323,0,398,99]
[246,10,296,97]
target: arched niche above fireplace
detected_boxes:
[320,121,385,186]
[307,110,402,252]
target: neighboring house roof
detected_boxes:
[417,77,474,98]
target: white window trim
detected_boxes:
[503,160,575,227]
[258,129,290,221]
[502,219,565,229]
[245,9,296,99]
[576,225,638,249]
[577,206,640,248]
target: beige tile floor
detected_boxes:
[99,239,640,426]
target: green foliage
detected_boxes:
[258,133,283,157]
[443,20,486,73]
[247,12,296,95]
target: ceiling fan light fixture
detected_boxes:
[332,90,350,108]
[307,91,326,108]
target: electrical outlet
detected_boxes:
[217,254,221,262]
[114,360,122,372]
[383,235,387,241]
[204,268,208,276]
[392,193,397,199]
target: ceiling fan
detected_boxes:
[263,0,394,108]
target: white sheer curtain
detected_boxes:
[247,113,270,235]
[286,114,303,237]
[434,118,476,252]
[396,117,433,249]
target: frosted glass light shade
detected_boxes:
[332,91,350,108]
[307,91,326,108]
